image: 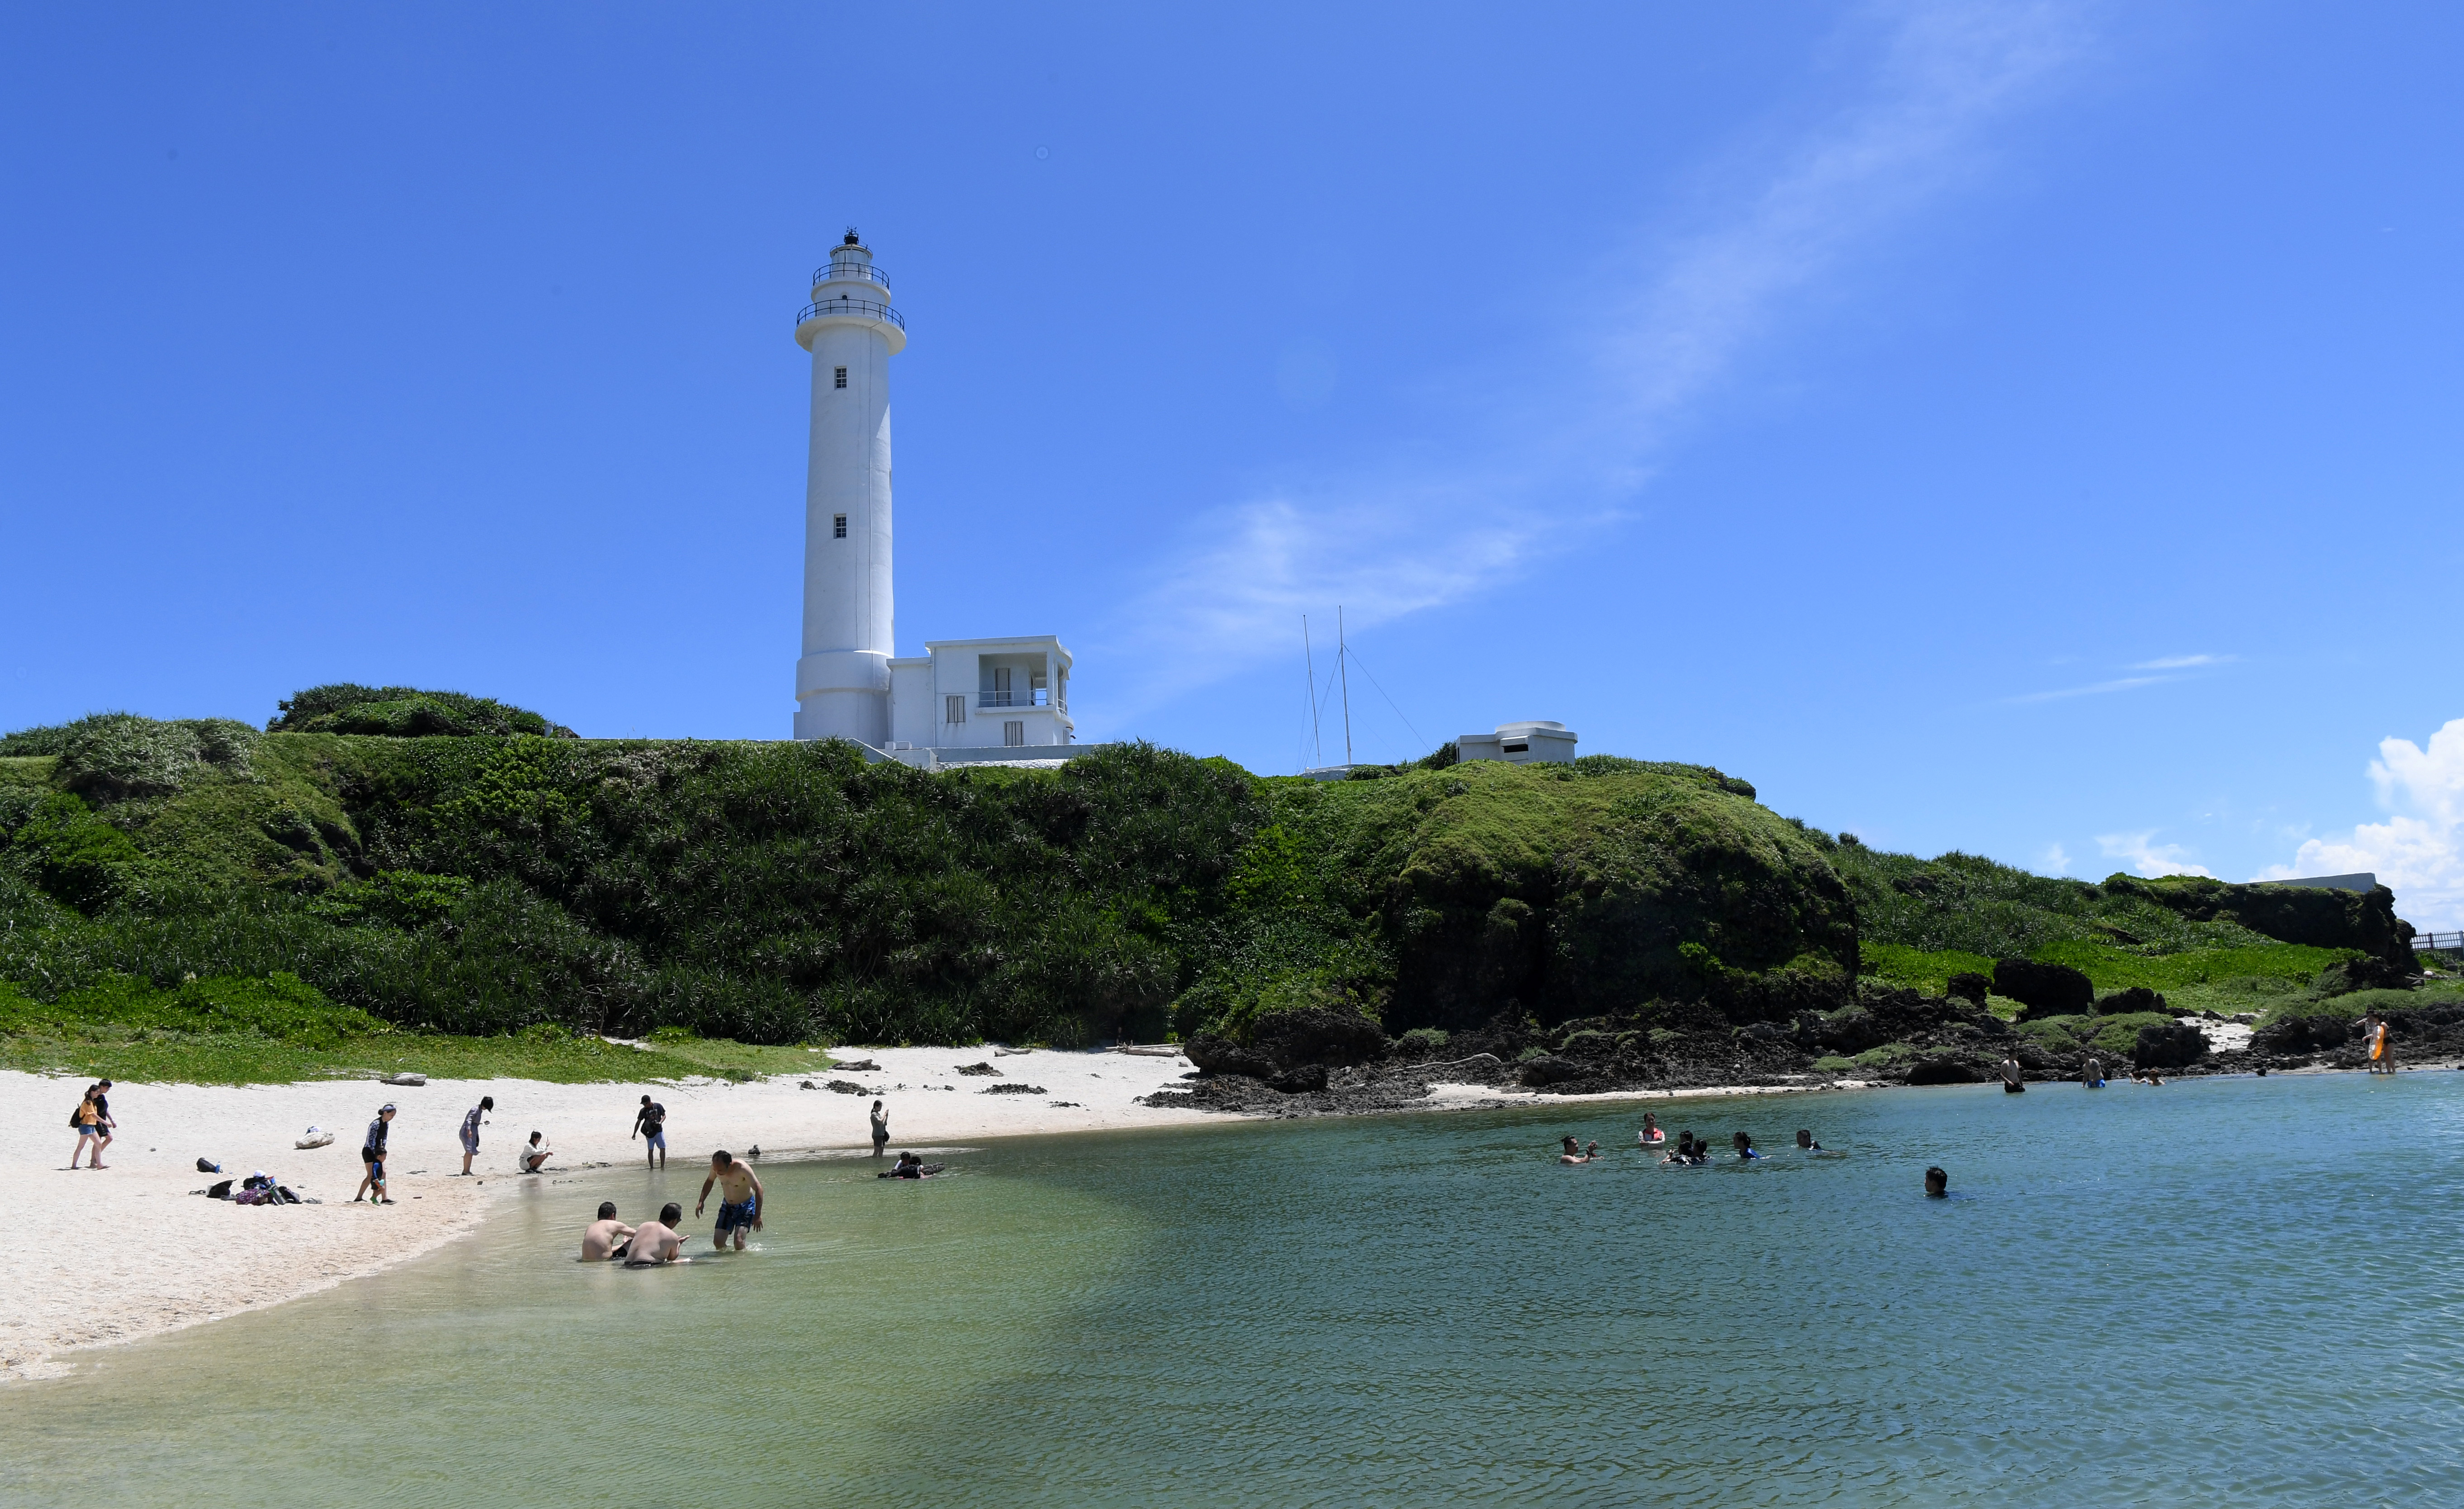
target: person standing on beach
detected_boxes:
[869,1099,889,1158]
[68,1086,103,1169]
[458,1096,494,1176]
[356,1104,396,1204]
[695,1150,765,1252]
[88,1080,116,1166]
[633,1095,668,1169]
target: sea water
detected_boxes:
[7,1072,2463,1506]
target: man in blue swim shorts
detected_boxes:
[694,1149,766,1252]
[632,1094,668,1170]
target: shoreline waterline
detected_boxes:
[9,1049,2454,1384]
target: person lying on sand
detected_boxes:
[1638,1113,1664,1147]
[624,1203,688,1267]
[1556,1137,1600,1164]
[516,1131,554,1173]
[696,1150,764,1250]
[583,1201,636,1261]
[1732,1132,1763,1160]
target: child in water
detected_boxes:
[1794,1129,1824,1153]
[1732,1132,1763,1160]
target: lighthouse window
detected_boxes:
[834,366,847,389]
[833,514,847,538]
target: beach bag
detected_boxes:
[196,1157,222,1174]
[207,1179,234,1199]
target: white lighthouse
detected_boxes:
[788,232,1081,762]
[791,230,905,743]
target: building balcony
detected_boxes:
[978,688,1061,711]
[813,259,891,291]
[795,297,904,331]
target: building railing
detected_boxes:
[979,688,1059,710]
[2417,930,2464,953]
[796,298,904,331]
[813,260,891,290]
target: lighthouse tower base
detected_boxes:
[792,650,891,744]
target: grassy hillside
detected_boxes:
[0,704,2420,1080]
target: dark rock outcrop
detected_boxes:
[1516,1054,1587,1088]
[1994,959,2094,1020]
[1905,1054,1988,1085]
[2132,1021,2208,1069]
[2095,986,2170,1016]
[2105,875,2417,969]
[2314,957,2419,997]
[1945,973,1992,1006]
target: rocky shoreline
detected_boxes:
[1143,981,2464,1119]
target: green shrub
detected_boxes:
[9,792,147,911]
[1397,1026,1450,1049]
[51,715,258,804]
[267,684,570,739]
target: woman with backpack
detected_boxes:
[69,1086,104,1168]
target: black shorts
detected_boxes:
[362,1147,385,1167]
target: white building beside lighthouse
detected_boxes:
[791,232,1079,762]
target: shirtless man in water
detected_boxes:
[695,1150,765,1251]
[624,1202,688,1267]
[582,1201,635,1261]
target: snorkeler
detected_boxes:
[1732,1132,1763,1160]
[1794,1129,1824,1153]
[1639,1113,1665,1148]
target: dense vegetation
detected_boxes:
[0,697,2426,1085]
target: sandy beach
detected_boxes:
[0,1044,1221,1382]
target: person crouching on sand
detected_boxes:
[583,1201,635,1261]
[696,1150,765,1251]
[625,1203,688,1267]
[517,1130,554,1173]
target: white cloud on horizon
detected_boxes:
[2260,717,2464,929]
[1099,1,2094,717]
[2096,830,2216,879]
[2006,674,2168,704]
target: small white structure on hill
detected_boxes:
[789,233,1079,760]
[1458,721,1577,765]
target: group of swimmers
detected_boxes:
[1556,1115,1831,1166]
[576,1149,768,1265]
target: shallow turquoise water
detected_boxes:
[9,1072,2464,1506]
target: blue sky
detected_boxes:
[5,4,2462,922]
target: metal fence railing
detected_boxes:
[813,260,891,289]
[796,297,904,331]
[978,688,1057,710]
[2415,930,2464,953]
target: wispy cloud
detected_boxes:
[1100,1,2094,714]
[2004,674,2167,704]
[2097,830,2216,880]
[2040,841,2073,875]
[2129,653,2232,671]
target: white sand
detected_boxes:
[0,1044,1214,1383]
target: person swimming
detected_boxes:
[1639,1113,1665,1147]
[1557,1137,1600,1164]
[1794,1129,1824,1153]
[1924,1166,1948,1198]
[1732,1132,1763,1160]
[1659,1131,1692,1166]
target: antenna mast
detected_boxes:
[1338,605,1354,768]
[1303,615,1322,769]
